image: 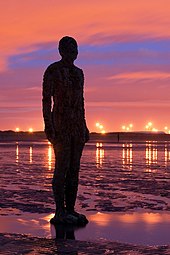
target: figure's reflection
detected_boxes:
[16,142,19,163]
[29,146,33,163]
[52,223,86,254]
[145,142,157,171]
[96,143,104,168]
[122,143,133,170]
[52,223,76,240]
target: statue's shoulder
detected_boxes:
[45,61,61,74]
[74,65,84,78]
[74,65,83,73]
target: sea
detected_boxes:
[0,140,170,245]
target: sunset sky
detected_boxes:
[1,0,170,132]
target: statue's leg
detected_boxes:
[52,143,71,214]
[65,138,84,212]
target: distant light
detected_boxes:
[164,126,168,130]
[148,122,152,127]
[122,125,126,130]
[28,128,33,133]
[129,124,133,128]
[15,128,20,132]
[99,125,103,129]
[101,130,106,134]
[96,122,100,127]
[126,127,130,131]
[152,128,158,132]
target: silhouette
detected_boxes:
[42,36,89,225]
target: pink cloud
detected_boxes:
[108,71,170,80]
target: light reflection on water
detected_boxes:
[122,143,133,170]
[145,142,158,172]
[96,143,104,168]
[48,144,52,171]
[7,140,170,195]
[11,141,170,172]
[29,146,33,163]
[16,143,19,164]
[165,144,170,166]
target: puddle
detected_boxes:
[0,212,170,245]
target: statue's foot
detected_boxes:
[50,209,79,225]
[50,214,78,225]
[67,210,89,226]
[50,209,88,226]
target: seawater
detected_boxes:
[0,141,170,245]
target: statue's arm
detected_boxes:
[81,70,90,142]
[42,67,55,143]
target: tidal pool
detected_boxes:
[0,212,170,245]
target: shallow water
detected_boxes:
[0,141,170,245]
[0,212,170,245]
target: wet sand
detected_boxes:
[0,141,170,254]
[1,233,170,255]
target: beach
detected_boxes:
[0,140,170,254]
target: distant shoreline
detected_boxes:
[0,130,170,143]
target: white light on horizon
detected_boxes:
[95,122,106,134]
[28,128,33,133]
[152,128,158,132]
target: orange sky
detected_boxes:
[1,0,170,131]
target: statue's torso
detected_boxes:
[46,61,85,138]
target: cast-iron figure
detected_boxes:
[42,36,89,225]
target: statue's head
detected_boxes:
[59,36,78,62]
